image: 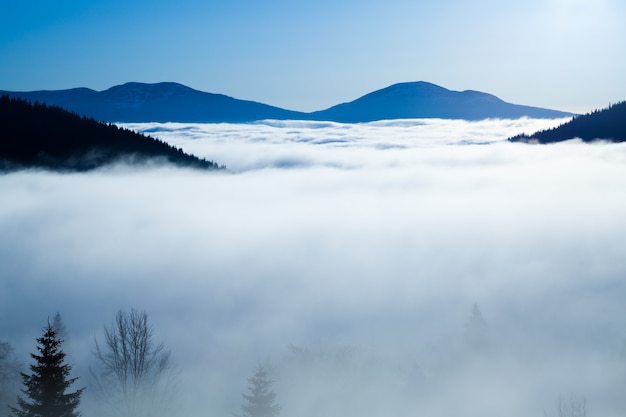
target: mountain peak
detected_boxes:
[364,81,450,99]
[1,81,576,123]
[106,81,197,93]
[102,82,209,102]
[371,82,503,103]
[389,81,450,90]
[309,81,572,122]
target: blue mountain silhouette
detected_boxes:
[0,82,303,123]
[310,82,574,122]
[1,81,574,123]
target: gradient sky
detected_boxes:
[1,0,625,113]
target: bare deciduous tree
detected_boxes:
[545,394,587,417]
[557,395,587,417]
[90,309,175,417]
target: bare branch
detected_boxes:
[90,309,175,417]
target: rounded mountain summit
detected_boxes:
[309,82,574,122]
[0,81,574,123]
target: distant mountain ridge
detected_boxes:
[0,81,575,123]
[310,82,574,122]
[0,82,303,123]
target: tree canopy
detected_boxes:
[509,101,626,143]
[0,95,224,172]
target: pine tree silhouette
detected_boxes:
[240,365,280,417]
[10,322,84,417]
[464,304,490,354]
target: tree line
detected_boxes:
[508,101,626,143]
[0,95,224,172]
[0,306,597,417]
[1,309,278,417]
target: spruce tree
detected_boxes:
[240,365,280,417]
[10,322,84,417]
[464,304,490,354]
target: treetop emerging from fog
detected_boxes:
[10,320,84,417]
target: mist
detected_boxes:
[2,118,626,417]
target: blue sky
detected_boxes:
[1,0,625,112]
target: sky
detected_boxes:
[1,0,626,113]
[2,119,626,416]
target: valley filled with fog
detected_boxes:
[2,117,626,417]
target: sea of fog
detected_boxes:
[2,118,626,417]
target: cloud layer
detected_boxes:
[2,118,626,417]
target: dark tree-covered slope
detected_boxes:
[0,95,223,172]
[508,101,626,143]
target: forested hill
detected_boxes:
[509,101,626,143]
[0,95,223,172]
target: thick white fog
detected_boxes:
[2,118,626,417]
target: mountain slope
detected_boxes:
[1,81,574,123]
[0,95,223,172]
[308,82,575,122]
[508,101,626,143]
[0,82,306,123]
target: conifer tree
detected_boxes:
[10,322,84,417]
[464,304,490,354]
[240,365,280,417]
